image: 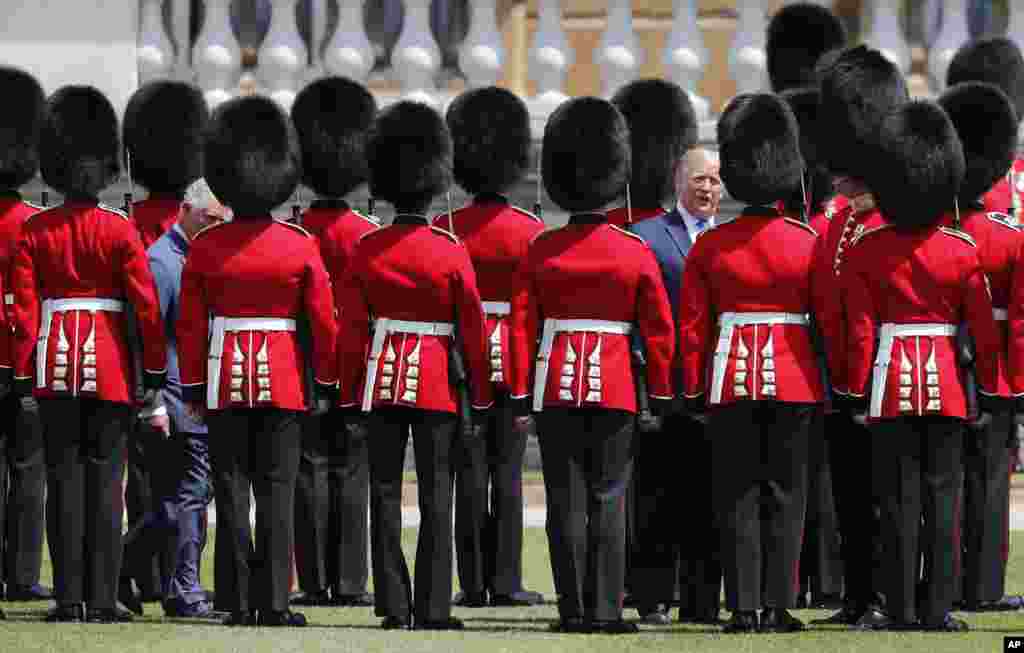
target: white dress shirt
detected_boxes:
[676,201,717,244]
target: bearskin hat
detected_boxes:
[819,45,909,180]
[40,85,120,198]
[291,76,376,198]
[947,37,1024,123]
[542,97,629,213]
[780,86,832,212]
[367,101,451,212]
[203,95,300,216]
[0,67,45,191]
[767,3,847,93]
[717,93,804,207]
[939,82,1017,204]
[611,78,698,207]
[869,100,964,230]
[123,80,209,195]
[446,86,531,196]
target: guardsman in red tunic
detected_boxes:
[438,86,544,609]
[0,67,49,617]
[119,78,209,608]
[940,82,1024,612]
[947,37,1024,225]
[610,79,707,625]
[288,76,377,610]
[10,86,167,623]
[177,97,336,628]
[508,98,675,634]
[809,44,909,629]
[843,100,1004,632]
[679,94,825,634]
[335,102,492,631]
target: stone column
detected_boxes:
[864,0,911,74]
[459,0,504,88]
[138,0,174,83]
[325,0,375,83]
[528,0,571,126]
[392,0,441,106]
[597,0,642,97]
[259,0,308,110]
[193,0,242,108]
[663,0,709,121]
[928,0,969,93]
[729,0,767,95]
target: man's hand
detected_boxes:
[149,413,171,438]
[184,402,206,424]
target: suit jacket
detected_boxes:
[629,207,700,323]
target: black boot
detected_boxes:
[381,615,410,630]
[258,610,307,627]
[45,603,85,623]
[723,611,758,633]
[416,617,465,631]
[86,606,135,623]
[758,608,804,633]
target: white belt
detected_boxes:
[362,318,455,411]
[3,293,12,306]
[710,312,808,404]
[207,316,297,409]
[482,301,510,316]
[994,308,1008,321]
[533,318,632,411]
[870,323,958,417]
[36,298,125,389]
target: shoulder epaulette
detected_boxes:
[430,225,460,244]
[274,219,312,238]
[850,223,893,246]
[610,224,646,245]
[784,217,818,237]
[22,201,45,212]
[986,212,1019,231]
[511,205,543,224]
[352,209,380,227]
[98,203,130,221]
[939,226,977,247]
[192,220,227,240]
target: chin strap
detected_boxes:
[534,145,543,220]
[123,148,134,218]
[625,182,633,225]
[953,196,961,230]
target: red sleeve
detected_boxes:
[817,222,847,393]
[636,245,675,399]
[1009,238,1024,396]
[963,256,1003,396]
[10,232,38,387]
[452,248,494,409]
[0,268,9,371]
[508,250,539,401]
[175,248,209,401]
[678,238,711,398]
[841,260,876,399]
[119,226,167,386]
[335,255,370,408]
[304,243,338,388]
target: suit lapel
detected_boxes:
[662,210,692,259]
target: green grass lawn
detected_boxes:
[3,528,1024,652]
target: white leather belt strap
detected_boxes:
[870,323,958,417]
[710,312,809,404]
[361,318,455,412]
[3,293,12,306]
[482,301,511,316]
[37,297,125,389]
[533,318,632,411]
[207,316,297,409]
[994,307,1008,321]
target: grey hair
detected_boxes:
[182,178,221,211]
[678,147,719,179]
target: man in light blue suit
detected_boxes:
[629,147,723,624]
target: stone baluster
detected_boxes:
[864,0,911,74]
[529,0,572,125]
[325,0,375,83]
[306,0,328,81]
[1009,1,1024,54]
[663,0,709,121]
[729,0,767,95]
[392,0,441,106]
[597,0,642,97]
[193,0,242,108]
[459,0,504,88]
[138,0,174,83]
[928,0,969,93]
[259,0,308,110]
[170,0,192,81]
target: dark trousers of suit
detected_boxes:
[872,417,963,624]
[369,407,455,623]
[797,408,843,601]
[0,394,45,592]
[39,398,130,609]
[294,409,369,597]
[126,416,174,598]
[207,408,301,614]
[827,411,882,611]
[959,408,1012,605]
[632,412,721,616]
[455,391,529,597]
[710,401,810,612]
[537,408,633,622]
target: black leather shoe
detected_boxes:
[86,606,134,623]
[920,614,969,632]
[590,620,640,634]
[855,609,915,631]
[222,611,257,626]
[966,595,1024,612]
[45,603,85,623]
[6,583,53,601]
[416,617,465,631]
[163,599,220,619]
[290,590,331,606]
[333,592,374,607]
[811,605,863,625]
[118,578,144,616]
[759,608,804,633]
[548,617,588,633]
[453,591,488,607]
[258,610,307,627]
[810,594,844,610]
[490,590,543,607]
[381,615,410,630]
[639,605,670,625]
[723,611,758,633]
[795,595,809,609]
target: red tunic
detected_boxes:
[432,196,545,393]
[678,207,826,406]
[808,194,848,237]
[0,194,41,371]
[300,201,379,285]
[982,157,1024,223]
[132,195,181,249]
[606,206,665,229]
[843,224,1002,419]
[177,218,337,411]
[10,201,167,403]
[508,216,675,413]
[335,217,493,413]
